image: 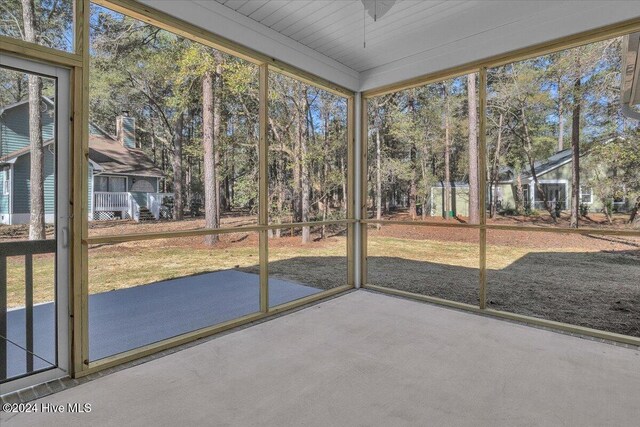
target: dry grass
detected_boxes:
[5,217,639,338]
[366,233,640,338]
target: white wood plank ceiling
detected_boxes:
[146,1,640,91]
[208,1,608,73]
[209,1,476,72]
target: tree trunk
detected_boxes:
[321,110,330,239]
[340,157,346,214]
[603,197,613,225]
[300,87,310,244]
[375,126,383,228]
[443,85,452,219]
[186,157,192,211]
[276,138,285,237]
[151,124,157,164]
[570,62,581,228]
[407,94,418,220]
[161,145,167,192]
[558,76,564,152]
[467,73,479,224]
[521,107,554,220]
[213,61,223,228]
[409,142,417,220]
[172,113,184,220]
[293,84,303,224]
[516,173,525,214]
[203,69,219,245]
[421,157,429,220]
[22,0,45,240]
[628,196,640,227]
[490,113,504,219]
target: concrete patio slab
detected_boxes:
[2,290,640,426]
[5,270,319,378]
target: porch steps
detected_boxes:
[138,207,156,222]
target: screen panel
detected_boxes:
[367,224,480,306]
[87,231,260,361]
[487,229,640,337]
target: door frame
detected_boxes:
[0,54,71,394]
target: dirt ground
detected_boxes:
[2,213,639,338]
[365,211,640,337]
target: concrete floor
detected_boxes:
[3,290,640,426]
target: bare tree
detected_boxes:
[467,73,479,224]
[203,60,221,245]
[300,86,311,243]
[570,58,581,228]
[172,112,184,220]
[22,0,45,240]
[489,113,504,218]
[442,84,452,219]
[557,74,564,152]
[407,93,418,220]
[374,107,383,227]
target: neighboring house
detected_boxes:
[429,182,471,218]
[0,97,172,225]
[431,148,631,217]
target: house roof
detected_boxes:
[496,148,587,183]
[0,139,54,164]
[88,133,163,177]
[0,98,163,178]
[430,146,599,187]
[525,149,574,178]
[0,97,55,116]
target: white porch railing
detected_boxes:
[94,192,130,212]
[94,191,138,220]
[93,192,173,221]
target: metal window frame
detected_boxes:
[360,21,640,347]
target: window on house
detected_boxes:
[580,187,593,204]
[94,176,127,192]
[2,168,9,195]
[108,177,126,192]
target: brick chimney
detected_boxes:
[116,112,136,149]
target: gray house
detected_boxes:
[0,97,170,225]
[431,148,631,217]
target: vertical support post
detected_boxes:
[360,95,369,286]
[72,0,91,373]
[346,96,355,288]
[354,92,362,288]
[25,254,34,372]
[478,67,488,309]
[70,0,83,379]
[0,255,6,380]
[259,63,269,313]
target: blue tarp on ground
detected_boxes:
[5,270,320,380]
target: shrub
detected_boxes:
[579,203,589,217]
[501,208,518,216]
